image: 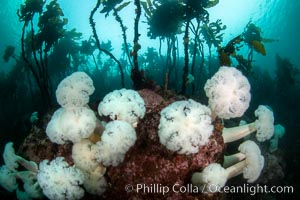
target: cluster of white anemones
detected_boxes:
[1,65,280,199]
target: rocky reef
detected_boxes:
[18,89,225,200]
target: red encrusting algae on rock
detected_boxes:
[18,113,74,166]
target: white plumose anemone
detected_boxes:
[158,99,213,154]
[204,66,251,119]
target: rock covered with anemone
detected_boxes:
[15,88,225,200]
[104,90,225,199]
[13,67,270,200]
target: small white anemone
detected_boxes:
[46,107,96,144]
[16,171,43,199]
[204,66,251,119]
[0,165,17,192]
[223,140,264,182]
[254,105,274,142]
[98,89,145,126]
[0,142,40,197]
[72,139,99,171]
[192,163,227,192]
[192,140,264,192]
[82,165,107,196]
[237,140,265,182]
[222,105,274,143]
[3,142,38,172]
[158,99,213,154]
[56,72,95,108]
[37,157,85,200]
[93,120,137,166]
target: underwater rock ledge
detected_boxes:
[18,89,225,200]
[103,89,225,199]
